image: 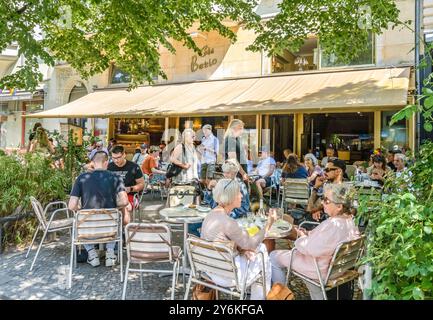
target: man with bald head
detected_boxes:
[69,150,129,268]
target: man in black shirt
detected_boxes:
[68,151,129,267]
[108,145,145,225]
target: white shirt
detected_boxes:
[201,134,219,164]
[132,153,148,166]
[256,156,276,177]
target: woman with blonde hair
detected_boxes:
[201,178,278,299]
[169,128,199,183]
[29,127,55,155]
[224,119,248,181]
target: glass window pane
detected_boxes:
[381,111,408,151]
[320,33,374,68]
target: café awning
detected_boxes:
[26,66,411,118]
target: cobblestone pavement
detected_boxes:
[0,193,360,300]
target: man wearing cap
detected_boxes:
[132,143,148,166]
[254,147,276,201]
[197,124,219,185]
[307,158,346,222]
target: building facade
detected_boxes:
[24,0,416,162]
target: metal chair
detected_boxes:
[165,185,198,234]
[281,178,310,209]
[122,223,182,300]
[68,208,123,289]
[286,235,365,300]
[166,185,197,207]
[345,165,357,181]
[184,236,267,300]
[26,197,73,271]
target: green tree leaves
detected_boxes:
[0,0,403,91]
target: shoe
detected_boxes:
[105,249,117,267]
[87,249,100,267]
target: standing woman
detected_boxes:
[224,119,249,182]
[27,122,42,152]
[29,127,55,155]
[304,153,323,187]
[169,128,199,184]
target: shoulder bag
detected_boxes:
[166,144,185,179]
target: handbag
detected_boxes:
[192,284,217,300]
[266,283,295,300]
[166,144,185,179]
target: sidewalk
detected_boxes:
[0,194,315,300]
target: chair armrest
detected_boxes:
[298,221,320,229]
[44,201,68,217]
[46,208,73,228]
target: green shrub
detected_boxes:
[358,141,433,300]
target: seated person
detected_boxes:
[282,154,308,180]
[320,145,336,168]
[141,145,167,186]
[270,184,360,300]
[304,153,323,187]
[204,159,250,219]
[366,155,391,176]
[253,147,276,201]
[370,167,386,186]
[200,179,278,300]
[68,151,129,267]
[306,158,346,222]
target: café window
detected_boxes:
[320,33,375,68]
[110,65,158,84]
[111,66,131,84]
[272,38,319,73]
[381,111,408,151]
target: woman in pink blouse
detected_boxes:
[270,183,360,300]
[201,178,278,300]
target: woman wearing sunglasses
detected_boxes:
[270,183,359,300]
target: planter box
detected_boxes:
[338,150,351,161]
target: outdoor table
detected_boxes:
[237,216,292,253]
[159,205,210,277]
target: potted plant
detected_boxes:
[331,134,351,161]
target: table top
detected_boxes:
[237,217,292,239]
[159,206,210,223]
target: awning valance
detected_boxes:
[26,67,411,118]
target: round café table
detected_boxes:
[159,206,210,281]
[237,217,293,253]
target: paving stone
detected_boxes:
[0,194,361,300]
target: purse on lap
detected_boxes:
[266,283,295,300]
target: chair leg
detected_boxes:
[25,226,40,259]
[184,275,192,300]
[171,261,178,300]
[122,261,130,300]
[119,239,123,282]
[68,243,74,289]
[140,263,144,290]
[30,229,49,271]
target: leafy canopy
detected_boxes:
[0,0,403,90]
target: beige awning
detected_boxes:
[26,66,411,118]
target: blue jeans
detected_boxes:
[188,223,202,237]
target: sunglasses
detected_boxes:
[322,196,335,205]
[324,167,338,173]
